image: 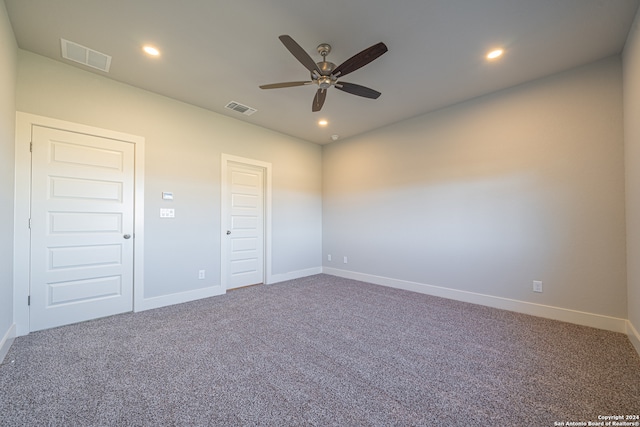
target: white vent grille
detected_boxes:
[61,39,112,72]
[225,101,257,116]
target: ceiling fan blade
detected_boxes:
[332,42,388,78]
[335,81,381,99]
[259,81,311,89]
[312,88,327,112]
[279,35,322,76]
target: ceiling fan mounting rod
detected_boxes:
[315,43,336,77]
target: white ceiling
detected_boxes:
[5,0,639,145]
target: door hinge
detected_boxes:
[28,295,30,306]
[28,218,31,229]
[30,142,33,152]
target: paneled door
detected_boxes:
[29,125,135,331]
[224,162,265,290]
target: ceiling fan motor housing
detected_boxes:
[316,60,336,76]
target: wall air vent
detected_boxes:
[61,39,112,72]
[225,101,257,116]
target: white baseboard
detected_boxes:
[135,285,226,312]
[323,267,628,334]
[0,323,16,364]
[628,320,640,357]
[137,266,323,312]
[268,267,323,284]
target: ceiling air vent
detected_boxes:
[61,39,112,72]
[225,101,257,116]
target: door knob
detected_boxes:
[123,234,131,239]
[226,230,231,235]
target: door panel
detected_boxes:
[30,125,135,331]
[49,245,122,269]
[50,176,123,201]
[48,276,122,306]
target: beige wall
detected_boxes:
[0,1,17,343]
[16,50,322,299]
[323,56,627,319]
[623,8,640,346]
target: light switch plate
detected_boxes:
[160,208,175,218]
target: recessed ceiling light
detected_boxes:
[143,45,160,56]
[486,49,504,60]
[318,119,328,126]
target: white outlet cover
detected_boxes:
[533,280,543,293]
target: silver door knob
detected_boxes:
[226,230,231,235]
[123,234,131,239]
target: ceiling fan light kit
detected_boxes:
[259,35,388,112]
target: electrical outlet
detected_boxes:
[327,254,332,261]
[198,270,205,280]
[343,256,348,264]
[533,280,543,293]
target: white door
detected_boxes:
[29,125,135,331]
[225,162,265,290]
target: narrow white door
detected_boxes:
[29,125,135,331]
[225,162,265,290]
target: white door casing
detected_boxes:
[221,155,272,290]
[29,126,135,331]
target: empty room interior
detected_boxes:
[1,0,640,425]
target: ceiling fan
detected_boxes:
[259,35,388,112]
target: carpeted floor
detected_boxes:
[1,274,639,426]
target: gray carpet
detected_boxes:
[1,274,639,426]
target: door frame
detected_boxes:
[220,154,272,289]
[13,112,145,336]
